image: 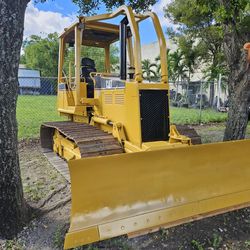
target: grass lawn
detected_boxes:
[17,95,65,139]
[17,95,228,139]
[170,107,227,125]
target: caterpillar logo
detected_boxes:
[105,79,112,89]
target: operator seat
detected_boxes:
[81,57,96,98]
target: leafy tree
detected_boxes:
[155,49,174,81]
[20,54,26,64]
[177,36,200,104]
[168,49,188,101]
[22,34,119,76]
[0,0,158,239]
[165,0,250,140]
[71,0,158,13]
[22,33,59,76]
[168,49,187,82]
[167,21,226,106]
[202,50,229,106]
[109,45,119,71]
[154,55,163,79]
[142,59,158,82]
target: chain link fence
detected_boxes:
[169,80,228,109]
[17,77,65,139]
[17,77,229,139]
[169,80,229,123]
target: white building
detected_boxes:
[141,39,178,61]
[18,65,41,95]
[141,39,228,108]
[141,38,204,82]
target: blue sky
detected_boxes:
[24,0,172,44]
[35,0,79,14]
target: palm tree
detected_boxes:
[154,55,161,78]
[155,49,173,80]
[203,61,229,108]
[155,50,187,102]
[142,59,158,82]
[168,49,187,102]
[178,37,199,105]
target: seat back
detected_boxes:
[81,58,96,98]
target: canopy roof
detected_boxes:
[62,20,120,47]
[59,7,148,48]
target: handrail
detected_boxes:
[82,6,143,82]
[59,6,170,83]
[144,12,168,84]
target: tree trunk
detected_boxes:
[174,77,179,102]
[0,0,30,238]
[209,81,215,107]
[224,84,250,140]
[223,27,250,140]
[185,72,190,105]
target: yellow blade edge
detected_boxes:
[64,139,250,249]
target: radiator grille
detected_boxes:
[139,90,169,142]
[104,94,113,104]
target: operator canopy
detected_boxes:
[62,21,120,47]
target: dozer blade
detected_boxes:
[64,139,250,249]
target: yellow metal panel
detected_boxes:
[145,12,168,83]
[138,83,168,90]
[86,21,119,34]
[98,190,250,240]
[58,37,65,82]
[75,25,81,106]
[95,82,172,148]
[141,141,188,151]
[127,36,134,67]
[114,93,125,105]
[104,46,110,73]
[65,139,250,249]
[99,89,125,119]
[64,226,99,249]
[123,83,141,146]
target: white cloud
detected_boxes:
[24,2,75,38]
[151,0,174,28]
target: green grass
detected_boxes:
[17,95,65,139]
[17,96,227,139]
[170,107,227,125]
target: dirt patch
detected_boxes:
[19,142,67,204]
[1,125,250,250]
[193,123,250,143]
[1,142,71,250]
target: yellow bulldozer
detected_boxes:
[40,6,250,249]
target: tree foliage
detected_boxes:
[22,33,59,76]
[166,2,225,83]
[1,0,158,239]
[166,0,250,79]
[72,0,157,14]
[167,49,187,83]
[142,59,158,82]
[166,0,250,140]
[36,0,158,14]
[178,36,200,79]
[22,33,119,77]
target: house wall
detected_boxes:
[141,39,228,107]
[18,67,41,95]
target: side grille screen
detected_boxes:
[104,94,113,104]
[114,94,125,105]
[139,90,170,142]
